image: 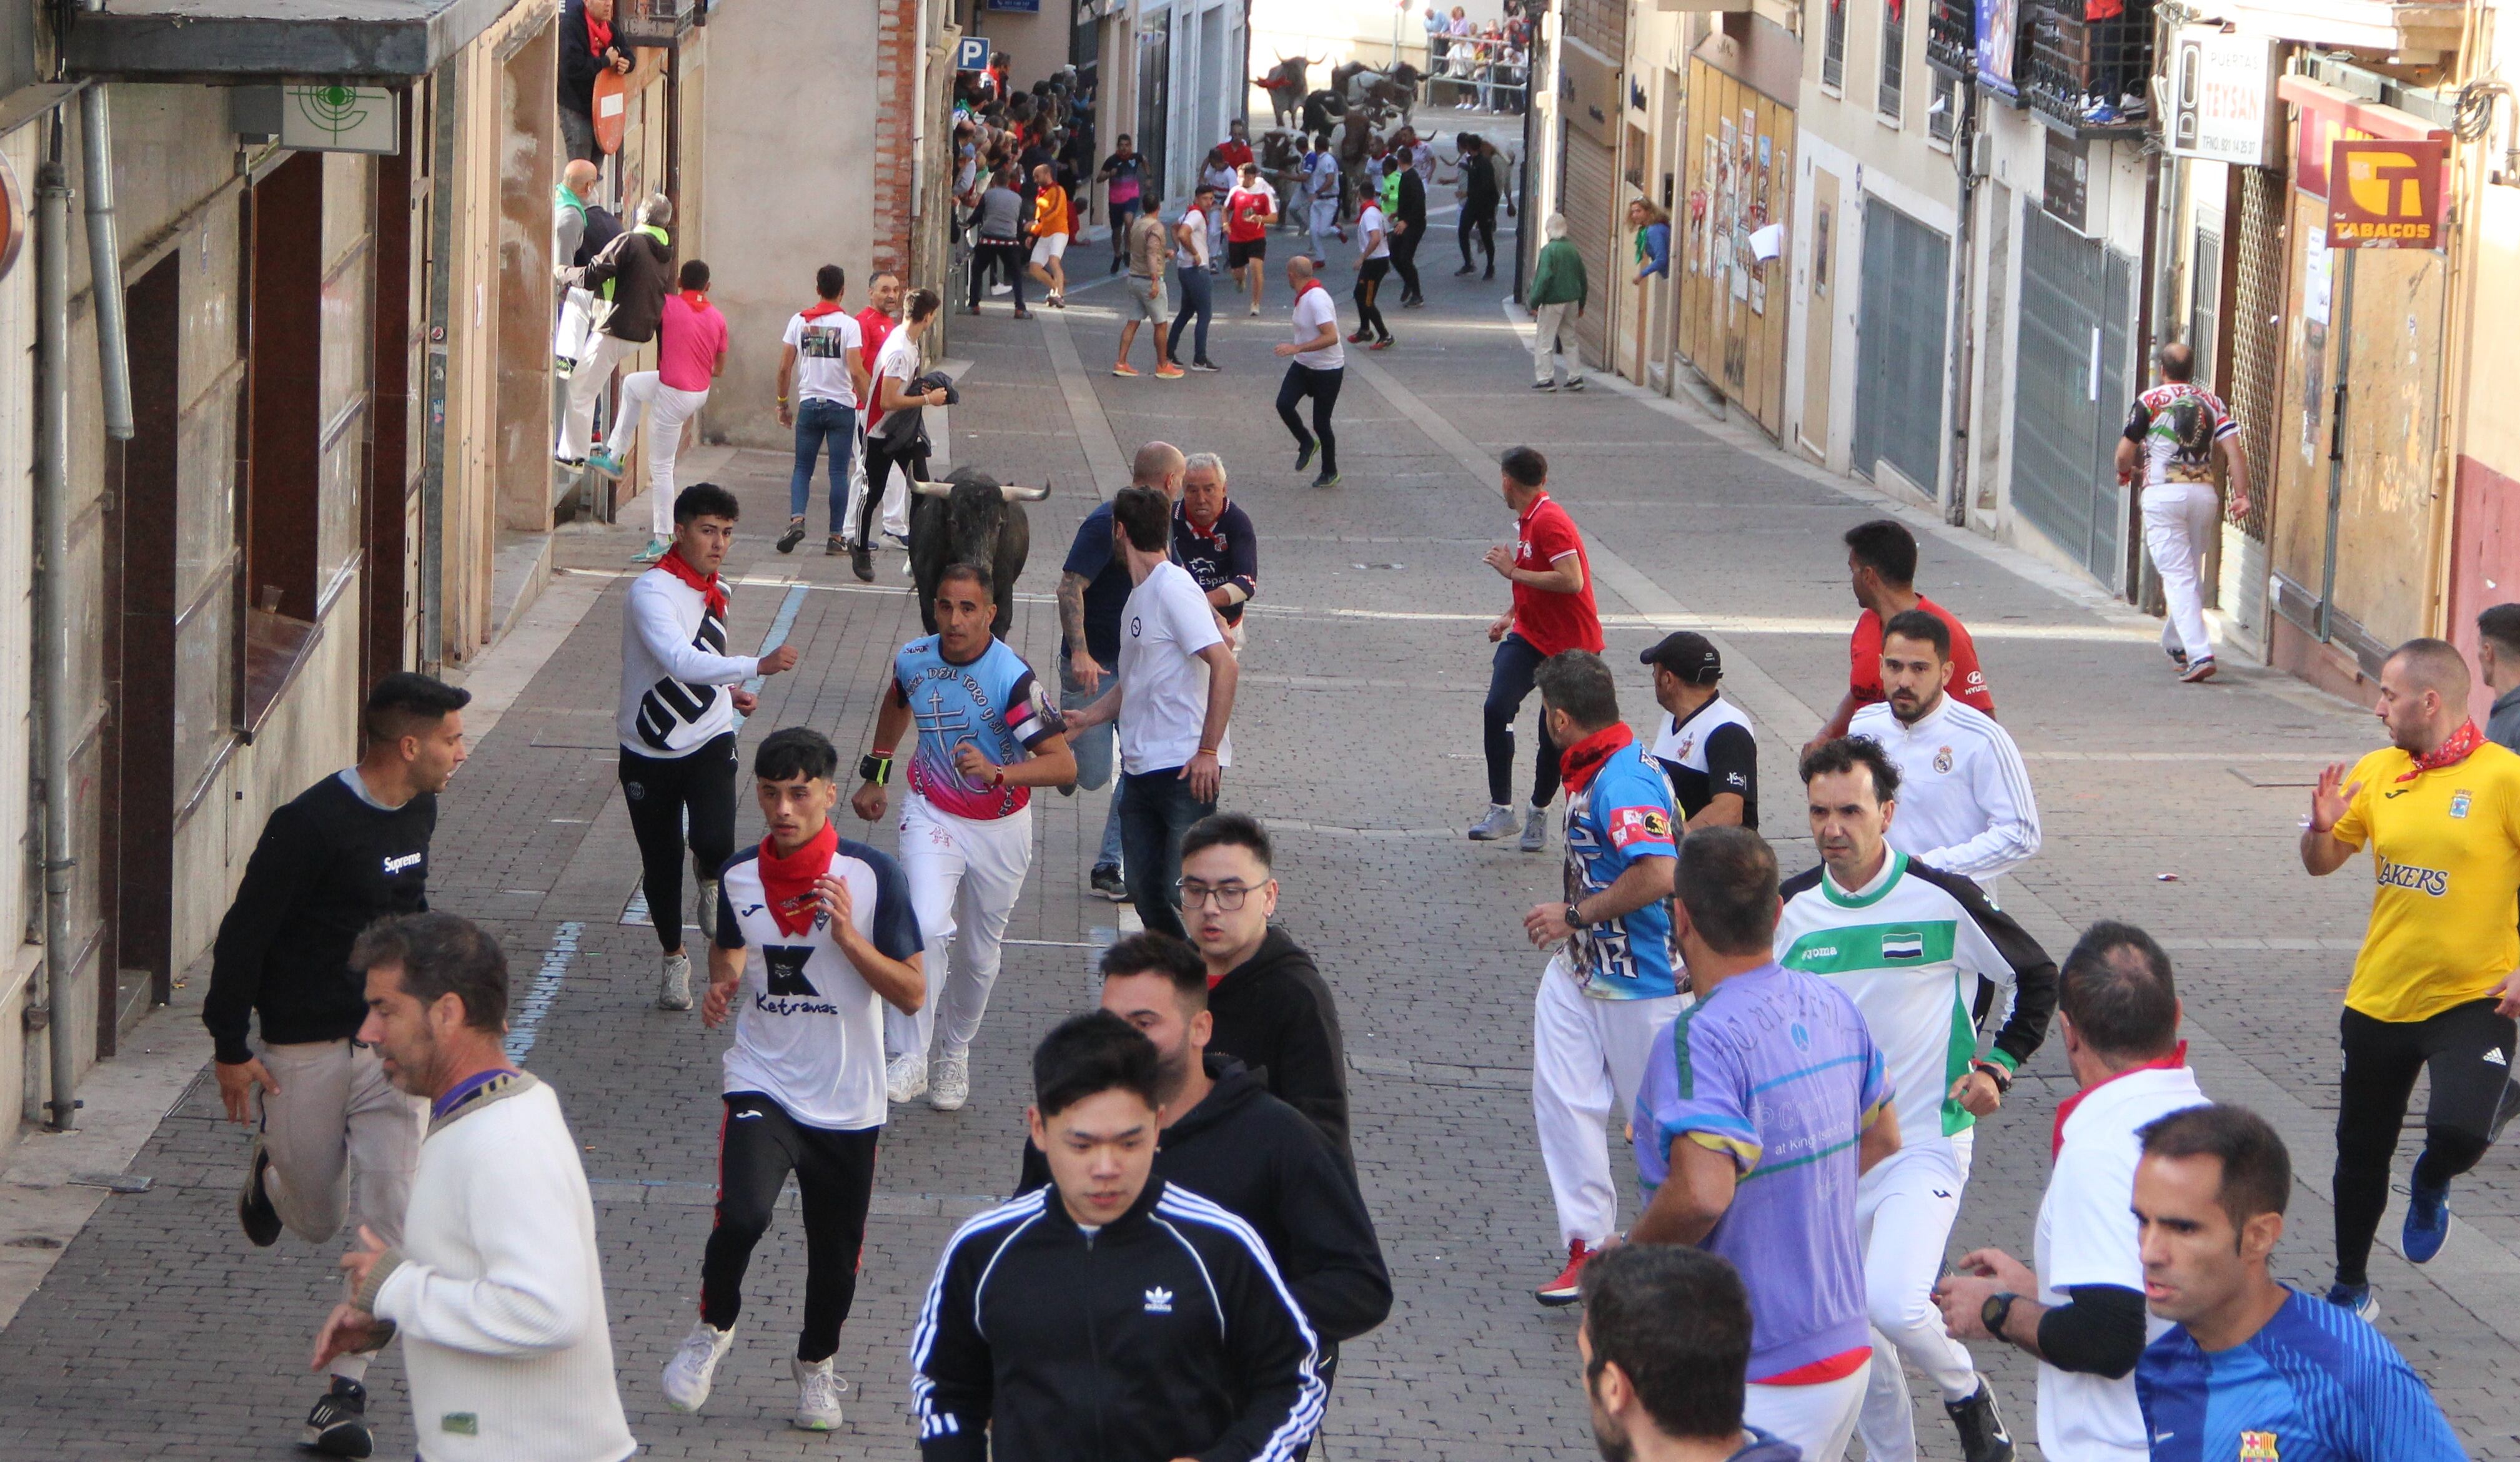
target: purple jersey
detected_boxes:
[1633,962,1891,1381]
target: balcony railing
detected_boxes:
[2023,0,2155,136]
[614,0,702,48]
[1925,0,1974,80]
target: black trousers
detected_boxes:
[1276,362,1344,475]
[1459,203,1498,272]
[1482,631,1562,808]
[2333,997,2519,1284]
[970,239,1028,310]
[1353,257,1392,342]
[700,1093,881,1362]
[619,732,738,952]
[860,435,927,548]
[1391,225,1424,301]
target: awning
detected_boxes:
[62,0,533,83]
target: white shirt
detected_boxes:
[1304,151,1339,203]
[1849,695,2041,887]
[618,567,755,758]
[1178,207,1211,269]
[868,325,922,438]
[1359,204,1391,260]
[717,836,922,1130]
[1116,560,1231,774]
[781,309,863,407]
[1290,285,1346,370]
[2035,1062,2208,1462]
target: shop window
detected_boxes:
[1879,0,1907,122]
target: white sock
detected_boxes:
[329,1351,370,1385]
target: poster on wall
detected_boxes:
[1975,0,2018,97]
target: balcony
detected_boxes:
[2022,0,2156,139]
[614,0,704,49]
[1925,0,1974,80]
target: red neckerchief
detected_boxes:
[758,823,839,937]
[1559,723,1635,794]
[2052,1042,2188,1156]
[2399,720,2485,782]
[800,300,847,320]
[655,545,728,619]
[680,289,710,312]
[1296,277,1327,300]
[585,6,613,54]
[1177,498,1230,552]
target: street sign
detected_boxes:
[2328,137,2447,250]
[2165,27,2279,167]
[279,84,399,154]
[955,35,991,71]
[0,152,21,284]
[593,67,628,154]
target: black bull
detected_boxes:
[908,470,1052,640]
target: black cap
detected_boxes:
[1640,631,1722,684]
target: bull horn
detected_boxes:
[998,481,1051,501]
[910,478,955,498]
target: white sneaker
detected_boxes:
[791,1356,848,1431]
[693,877,720,942]
[661,1320,735,1412]
[657,952,693,1012]
[930,1055,971,1111]
[1466,805,1520,841]
[886,1051,929,1103]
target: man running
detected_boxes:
[1349,187,1394,350]
[208,673,471,1457]
[1026,162,1072,308]
[1452,134,1508,280]
[1520,650,1682,1306]
[1096,134,1147,274]
[2118,343,2250,684]
[663,728,925,1430]
[1175,452,1259,648]
[1779,736,2056,1462]
[1640,631,1757,830]
[1849,609,2041,899]
[2133,1105,2467,1462]
[1472,447,1604,851]
[1631,827,1899,1462]
[1226,161,1278,315]
[1168,183,1219,372]
[1390,142,1428,307]
[594,260,726,554]
[1302,133,1343,264]
[843,271,912,560]
[1810,518,1995,750]
[855,564,1077,1111]
[619,483,801,1012]
[2300,637,2520,1317]
[775,264,871,556]
[1274,256,1346,489]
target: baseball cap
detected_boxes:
[1639,631,1722,684]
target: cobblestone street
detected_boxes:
[1,232,2515,1461]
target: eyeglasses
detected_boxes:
[1175,879,1259,910]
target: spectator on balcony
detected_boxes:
[1629,200,1671,288]
[2081,0,2146,124]
[558,0,634,165]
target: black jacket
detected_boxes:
[203,774,435,1064]
[913,1177,1324,1462]
[1018,1057,1391,1344]
[569,225,674,343]
[1395,166,1427,232]
[1208,928,1352,1165]
[557,0,628,119]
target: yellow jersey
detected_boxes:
[2328,741,2520,1022]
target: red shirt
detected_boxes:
[1509,493,1604,658]
[1226,185,1274,243]
[1848,593,1996,714]
[857,307,897,422]
[1219,138,1254,170]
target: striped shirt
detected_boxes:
[2137,1288,2465,1462]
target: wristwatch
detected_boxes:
[1981,1291,2020,1338]
[1971,1059,2015,1095]
[1564,901,1589,930]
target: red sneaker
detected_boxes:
[1535,1238,1598,1306]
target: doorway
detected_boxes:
[1800,167,1838,460]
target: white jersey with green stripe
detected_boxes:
[1775,851,2059,1142]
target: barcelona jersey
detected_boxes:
[2136,1289,2466,1462]
[889,636,1061,820]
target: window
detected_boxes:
[1823,0,1847,89]
[1879,0,1906,121]
[2188,229,2222,387]
[1928,71,1957,142]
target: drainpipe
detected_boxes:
[1944,77,1977,528]
[79,82,134,442]
[34,117,79,1132]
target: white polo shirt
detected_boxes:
[2033,1057,2208,1462]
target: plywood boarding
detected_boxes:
[2326,242,2443,648]
[1677,59,1792,437]
[2269,187,2329,602]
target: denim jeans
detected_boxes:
[1060,656,1126,872]
[790,398,857,533]
[1483,631,1561,808]
[1118,768,1216,940]
[1169,263,1214,365]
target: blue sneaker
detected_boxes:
[2323,1281,2379,1321]
[586,448,626,479]
[2402,1178,2453,1263]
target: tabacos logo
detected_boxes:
[2374,856,2450,897]
[2328,138,2445,250]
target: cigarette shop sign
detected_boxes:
[2328,138,2447,250]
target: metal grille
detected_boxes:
[1930,71,1958,142]
[2223,167,2283,543]
[2012,206,2135,588]
[1852,199,1950,491]
[1880,0,1907,121]
[1824,0,1847,89]
[2022,0,2152,134]
[1926,0,1973,77]
[1564,132,1617,365]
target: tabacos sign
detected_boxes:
[2328,138,2448,250]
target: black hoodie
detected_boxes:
[1208,927,1354,1166]
[1019,1056,1392,1345]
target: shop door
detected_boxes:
[2012,205,2135,588]
[1563,128,1616,365]
[1137,27,1171,206]
[1800,167,1838,458]
[1850,197,1948,495]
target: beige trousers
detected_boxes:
[255,1039,425,1381]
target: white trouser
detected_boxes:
[607,372,710,540]
[886,793,1035,1063]
[1308,199,1339,259]
[1745,1367,1868,1462]
[254,1039,427,1381]
[843,415,911,543]
[1855,1132,1981,1462]
[557,331,638,462]
[2142,481,2219,665]
[1534,302,1572,383]
[1532,962,1687,1247]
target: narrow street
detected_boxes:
[1,221,2514,1461]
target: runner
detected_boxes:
[1168,183,1219,372]
[1452,134,1507,280]
[206,672,470,1457]
[1302,133,1343,264]
[858,289,950,582]
[910,1011,1325,1462]
[618,483,801,1012]
[662,728,926,1430]
[1349,190,1394,350]
[1274,255,1346,489]
[1640,631,1757,829]
[2298,637,2520,1318]
[965,167,1031,318]
[1096,134,1146,274]
[1778,736,2056,1462]
[1518,650,1682,1306]
[593,260,726,551]
[1577,1247,1802,1462]
[1630,826,1898,1462]
[1201,148,1241,267]
[2133,1105,2468,1462]
[1227,161,1279,316]
[1113,187,1183,380]
[1848,609,2041,900]
[853,563,1076,1110]
[1390,142,1428,307]
[2118,343,2250,684]
[1026,162,1071,309]
[774,264,870,556]
[843,270,914,561]
[1809,518,1995,749]
[1471,447,1605,850]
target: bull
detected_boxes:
[1259,54,1325,129]
[908,470,1052,641]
